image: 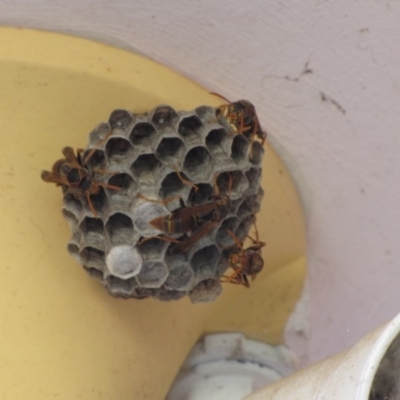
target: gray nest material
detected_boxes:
[43,103,265,303]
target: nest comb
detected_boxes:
[42,103,265,303]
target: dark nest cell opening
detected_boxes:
[155,137,185,164]
[88,122,110,146]
[82,149,106,170]
[164,255,194,290]
[106,275,138,291]
[80,246,105,267]
[178,115,203,143]
[216,170,247,198]
[108,109,134,130]
[151,106,179,129]
[216,217,240,248]
[130,154,162,181]
[183,146,213,180]
[190,245,220,276]
[105,282,136,299]
[237,194,259,219]
[63,192,83,215]
[83,265,104,281]
[235,214,256,242]
[215,253,231,276]
[137,237,168,261]
[194,105,216,121]
[107,173,137,198]
[105,212,134,245]
[79,217,105,248]
[188,183,215,206]
[231,134,249,163]
[136,261,168,288]
[80,216,104,236]
[87,187,108,215]
[67,242,80,257]
[105,137,134,162]
[62,208,78,225]
[245,167,261,193]
[249,141,264,165]
[159,170,191,200]
[206,128,228,157]
[129,122,157,146]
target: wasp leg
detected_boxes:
[137,193,184,206]
[220,274,250,288]
[137,235,181,246]
[173,167,198,193]
[97,182,122,191]
[86,193,98,218]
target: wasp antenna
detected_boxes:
[210,92,231,103]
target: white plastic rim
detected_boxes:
[245,312,400,400]
[166,333,298,400]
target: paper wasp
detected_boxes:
[41,146,120,217]
[210,92,266,145]
[220,222,266,288]
[148,192,230,233]
[167,210,226,254]
[138,172,232,253]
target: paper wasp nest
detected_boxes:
[53,104,264,303]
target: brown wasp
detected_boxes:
[41,146,120,217]
[167,205,227,254]
[220,222,266,288]
[148,192,230,235]
[210,92,266,145]
[139,172,232,253]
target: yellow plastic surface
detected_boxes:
[0,28,306,399]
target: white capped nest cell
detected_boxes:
[0,28,307,399]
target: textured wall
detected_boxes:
[3,0,400,364]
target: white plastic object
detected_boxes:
[245,312,400,400]
[166,333,298,400]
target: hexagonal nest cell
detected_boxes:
[41,101,266,303]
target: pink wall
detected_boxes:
[3,0,400,364]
